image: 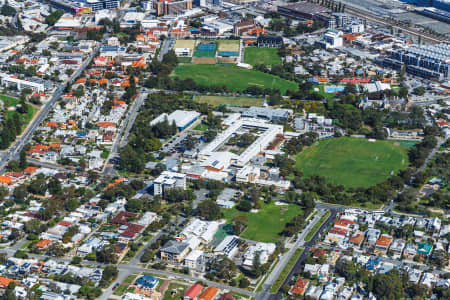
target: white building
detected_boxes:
[242,242,276,269]
[180,218,221,244]
[184,249,204,270]
[150,110,200,131]
[199,117,283,167]
[0,74,45,92]
[321,29,343,48]
[153,171,186,196]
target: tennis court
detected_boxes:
[218,51,239,57]
[218,40,240,52]
[193,50,216,58]
[173,39,196,51]
[198,44,216,51]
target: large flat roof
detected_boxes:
[279,2,329,15]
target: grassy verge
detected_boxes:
[193,123,208,131]
[113,285,128,296]
[270,247,304,293]
[193,95,263,107]
[123,274,137,284]
[304,210,331,242]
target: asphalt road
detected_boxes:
[268,208,339,300]
[101,90,148,177]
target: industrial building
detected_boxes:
[417,7,450,23]
[150,110,200,131]
[277,2,330,21]
[242,107,291,122]
[153,171,186,196]
[381,43,450,80]
[49,0,120,14]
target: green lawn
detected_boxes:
[177,57,192,64]
[223,202,303,243]
[173,64,297,94]
[244,47,282,66]
[0,94,20,107]
[162,283,188,300]
[193,123,208,131]
[304,211,330,242]
[193,95,263,107]
[113,285,128,296]
[1,94,37,133]
[295,137,409,188]
[123,274,137,284]
[270,247,304,293]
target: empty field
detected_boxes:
[244,47,282,66]
[173,39,196,50]
[173,64,298,94]
[194,95,263,107]
[223,202,303,243]
[218,39,240,52]
[295,137,409,188]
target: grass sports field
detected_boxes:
[223,202,303,243]
[244,47,282,66]
[218,40,240,52]
[194,95,263,107]
[295,137,409,188]
[173,39,196,51]
[173,64,298,94]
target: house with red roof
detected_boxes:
[289,278,309,296]
[184,284,204,300]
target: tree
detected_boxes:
[413,86,426,96]
[12,112,21,136]
[100,265,118,288]
[96,245,117,264]
[197,200,222,220]
[18,97,28,114]
[45,10,64,26]
[371,270,405,299]
[3,282,17,300]
[19,150,27,170]
[48,242,66,257]
[239,277,250,288]
[140,249,155,263]
[162,50,178,67]
[126,198,143,213]
[1,3,16,16]
[232,215,248,235]
[236,200,252,212]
